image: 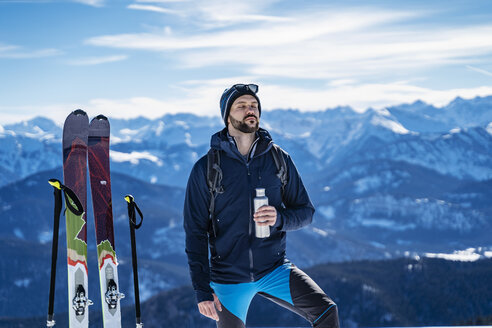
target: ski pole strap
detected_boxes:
[125,195,143,229]
[60,184,84,216]
[50,180,83,216]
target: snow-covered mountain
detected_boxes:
[1,96,491,188]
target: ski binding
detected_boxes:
[72,284,93,315]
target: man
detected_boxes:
[184,84,339,328]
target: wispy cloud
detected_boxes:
[178,24,492,81]
[135,0,189,3]
[128,0,285,27]
[67,55,128,66]
[466,65,492,78]
[127,4,182,15]
[87,10,407,50]
[0,44,62,59]
[127,2,287,23]
[83,7,492,83]
[73,0,104,7]
[0,0,104,4]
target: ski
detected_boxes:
[88,115,124,328]
[62,109,92,328]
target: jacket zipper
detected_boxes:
[247,162,254,282]
[226,135,263,282]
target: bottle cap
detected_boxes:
[255,188,265,197]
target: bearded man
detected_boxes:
[183,84,339,328]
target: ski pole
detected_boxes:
[47,179,63,327]
[125,195,144,328]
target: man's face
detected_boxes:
[228,95,260,133]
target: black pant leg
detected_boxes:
[216,303,246,328]
[258,265,339,328]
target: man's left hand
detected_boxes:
[253,206,277,226]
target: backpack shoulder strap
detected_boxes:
[207,149,224,193]
[206,148,223,237]
[270,144,288,192]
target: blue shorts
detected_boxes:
[210,261,338,328]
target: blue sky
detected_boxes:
[1,0,492,124]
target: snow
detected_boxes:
[351,195,484,231]
[318,206,335,220]
[487,122,492,135]
[359,218,415,231]
[375,107,391,117]
[362,284,378,293]
[40,133,55,141]
[135,268,172,302]
[354,175,382,193]
[14,228,24,239]
[174,120,189,129]
[185,132,193,146]
[38,231,52,244]
[424,248,488,262]
[371,116,409,134]
[155,121,165,136]
[312,227,329,237]
[14,279,31,287]
[300,131,311,138]
[369,241,386,249]
[120,128,139,136]
[403,252,421,261]
[110,150,163,166]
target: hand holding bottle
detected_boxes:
[253,206,277,227]
[253,188,276,238]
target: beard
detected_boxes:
[230,115,259,133]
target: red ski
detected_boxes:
[88,115,124,328]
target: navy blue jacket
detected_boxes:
[183,128,315,303]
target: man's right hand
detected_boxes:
[198,293,222,321]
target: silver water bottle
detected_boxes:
[254,188,270,238]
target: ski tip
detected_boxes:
[48,179,62,190]
[72,109,87,116]
[124,195,134,203]
[92,114,108,122]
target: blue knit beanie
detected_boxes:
[220,84,261,126]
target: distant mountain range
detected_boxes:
[0,95,491,321]
[1,96,491,188]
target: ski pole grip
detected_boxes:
[125,195,134,204]
[125,195,143,229]
[48,179,62,190]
